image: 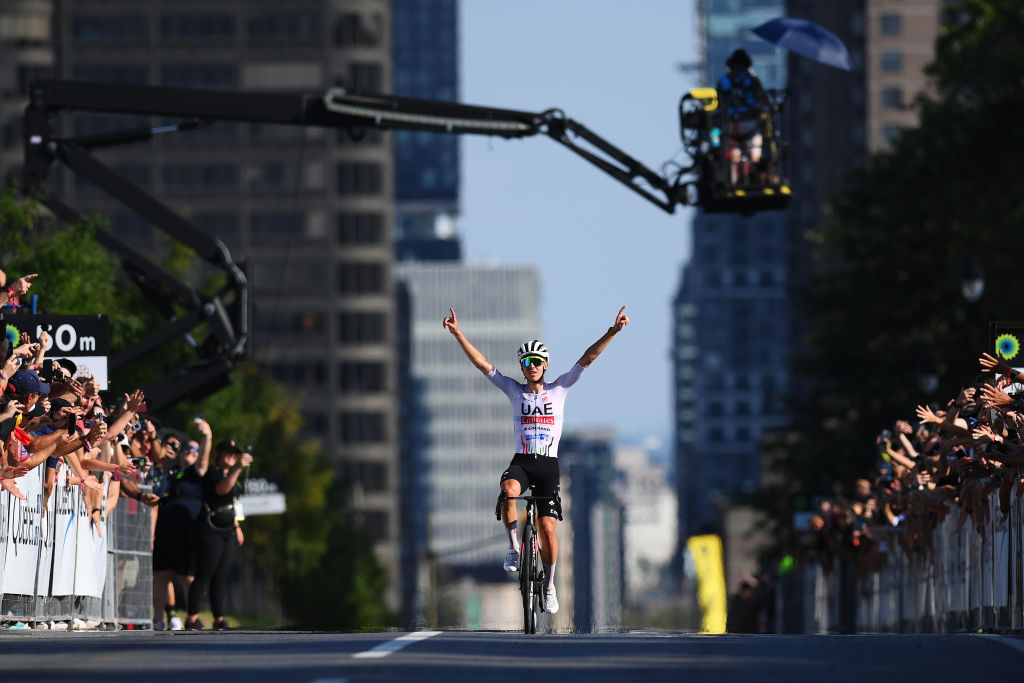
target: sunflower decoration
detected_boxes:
[996,333,1020,361]
[5,324,20,349]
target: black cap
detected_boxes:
[216,439,241,454]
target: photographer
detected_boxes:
[152,419,212,631]
[185,439,252,631]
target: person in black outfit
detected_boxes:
[185,438,252,631]
[152,419,212,630]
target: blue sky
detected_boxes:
[458,1,699,452]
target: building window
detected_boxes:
[73,65,148,85]
[348,62,383,93]
[193,213,240,241]
[338,312,386,343]
[253,312,325,335]
[339,362,387,393]
[337,163,383,195]
[881,125,904,145]
[338,213,385,245]
[160,14,236,41]
[346,461,388,492]
[880,52,903,73]
[251,212,305,240]
[160,64,237,88]
[334,13,383,47]
[361,510,389,539]
[880,13,902,35]
[881,87,903,109]
[338,411,387,444]
[707,427,724,442]
[72,14,147,45]
[247,11,321,42]
[271,361,327,388]
[338,262,386,294]
[162,164,238,191]
[251,258,326,295]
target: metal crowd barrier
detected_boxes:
[786,493,1024,633]
[0,467,153,628]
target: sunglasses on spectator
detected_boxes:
[183,445,199,452]
[520,357,545,368]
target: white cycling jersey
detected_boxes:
[486,362,586,458]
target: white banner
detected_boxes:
[2,468,43,595]
[73,478,104,598]
[50,467,82,596]
[35,466,57,597]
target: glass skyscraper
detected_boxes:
[672,0,789,546]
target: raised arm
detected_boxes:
[577,306,630,368]
[443,308,492,374]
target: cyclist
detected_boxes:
[442,305,630,615]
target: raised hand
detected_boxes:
[612,306,630,332]
[9,274,38,297]
[980,384,1013,408]
[0,400,23,422]
[980,352,1013,376]
[442,307,459,335]
[916,404,941,425]
[124,389,145,413]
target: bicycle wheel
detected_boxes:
[520,524,536,634]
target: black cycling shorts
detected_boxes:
[500,453,562,520]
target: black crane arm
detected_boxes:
[22,79,693,409]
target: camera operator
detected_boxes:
[185,439,252,631]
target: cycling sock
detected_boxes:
[506,522,519,551]
[543,561,556,592]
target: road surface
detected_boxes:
[1,629,1022,682]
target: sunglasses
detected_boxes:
[520,357,545,368]
[183,445,199,452]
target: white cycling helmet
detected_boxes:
[516,340,549,362]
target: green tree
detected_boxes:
[762,0,1024,534]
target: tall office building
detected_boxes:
[0,1,55,186]
[10,1,404,609]
[560,431,625,633]
[672,0,790,549]
[864,0,940,153]
[391,0,459,247]
[395,262,540,574]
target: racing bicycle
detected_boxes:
[507,495,550,634]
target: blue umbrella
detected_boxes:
[751,17,852,71]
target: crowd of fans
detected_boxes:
[808,351,1024,577]
[0,268,252,631]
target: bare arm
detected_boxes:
[195,419,213,477]
[442,308,492,374]
[577,306,630,368]
[215,452,253,495]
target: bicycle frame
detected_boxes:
[507,495,549,634]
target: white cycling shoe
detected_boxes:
[503,548,520,573]
[544,589,559,614]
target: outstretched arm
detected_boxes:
[443,307,492,374]
[577,306,630,368]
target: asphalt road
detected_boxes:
[1,630,1023,683]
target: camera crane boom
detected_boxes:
[21,79,787,409]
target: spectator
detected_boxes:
[186,439,252,631]
[152,419,212,631]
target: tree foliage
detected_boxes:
[763,0,1024,532]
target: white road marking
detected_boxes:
[352,631,442,659]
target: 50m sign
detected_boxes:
[11,315,111,387]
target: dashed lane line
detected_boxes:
[352,631,443,659]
